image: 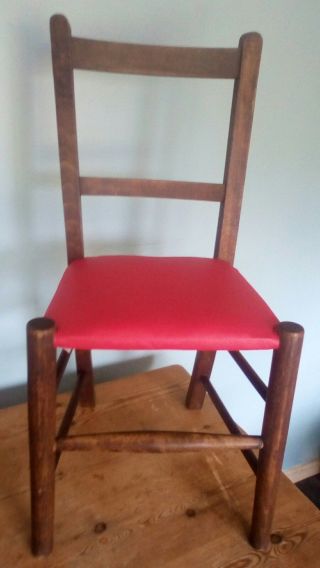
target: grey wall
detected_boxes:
[1,0,319,470]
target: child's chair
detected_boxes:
[27,14,304,556]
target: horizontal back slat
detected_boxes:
[72,37,240,78]
[80,177,225,202]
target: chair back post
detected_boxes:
[50,15,84,264]
[214,33,262,264]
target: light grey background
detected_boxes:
[1,0,319,470]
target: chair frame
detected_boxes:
[27,14,304,556]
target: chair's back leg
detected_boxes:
[75,350,96,408]
[250,322,304,550]
[185,351,216,409]
[27,318,56,556]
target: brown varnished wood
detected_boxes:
[72,37,240,78]
[186,33,263,455]
[27,318,56,556]
[187,34,262,411]
[56,349,72,387]
[75,349,95,408]
[80,176,224,202]
[55,371,85,468]
[250,322,304,551]
[229,350,268,401]
[50,15,83,264]
[202,377,258,473]
[186,351,216,409]
[27,16,305,557]
[4,367,319,566]
[56,431,263,453]
[50,15,261,267]
[214,33,262,263]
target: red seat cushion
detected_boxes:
[45,256,279,351]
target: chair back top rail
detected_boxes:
[71,37,240,79]
[50,14,262,265]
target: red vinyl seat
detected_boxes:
[46,255,279,351]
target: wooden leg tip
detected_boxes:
[278,321,304,336]
[249,532,271,552]
[27,317,55,333]
[185,398,204,410]
[31,540,53,557]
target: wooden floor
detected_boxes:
[0,365,319,567]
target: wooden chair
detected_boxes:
[27,14,304,556]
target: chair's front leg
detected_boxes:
[250,322,304,551]
[185,350,216,409]
[75,349,95,408]
[27,318,56,556]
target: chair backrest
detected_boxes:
[50,15,262,265]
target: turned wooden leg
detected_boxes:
[250,322,304,550]
[185,351,216,409]
[27,318,56,556]
[75,349,95,408]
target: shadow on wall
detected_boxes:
[0,354,155,409]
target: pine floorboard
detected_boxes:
[0,365,319,567]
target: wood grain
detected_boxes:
[55,373,85,468]
[2,366,319,566]
[202,376,258,473]
[72,37,240,78]
[229,351,268,401]
[250,322,304,550]
[56,349,72,387]
[50,15,84,264]
[79,177,224,202]
[75,350,95,408]
[56,431,263,452]
[215,33,262,263]
[186,350,216,409]
[41,16,307,563]
[27,318,56,555]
